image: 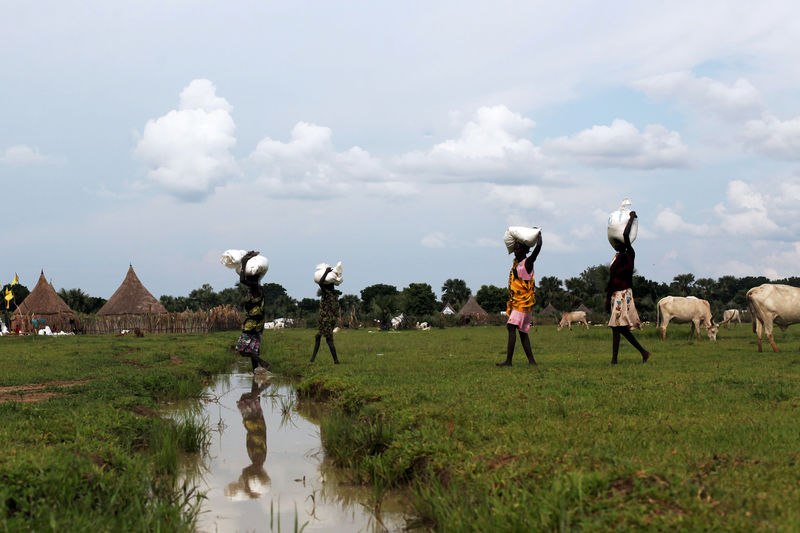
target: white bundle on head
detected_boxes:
[220,249,247,272]
[607,198,638,248]
[503,226,541,254]
[221,249,269,279]
[314,261,343,285]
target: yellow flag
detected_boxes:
[4,288,12,309]
[11,273,18,286]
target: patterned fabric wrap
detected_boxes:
[607,288,641,329]
[241,292,265,334]
[317,288,339,339]
[236,332,261,355]
[506,259,536,315]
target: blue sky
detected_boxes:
[3,1,800,301]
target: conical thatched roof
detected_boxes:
[577,303,591,313]
[540,303,558,316]
[457,295,488,318]
[13,271,75,317]
[97,265,167,315]
[441,302,456,315]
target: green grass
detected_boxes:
[265,324,800,532]
[3,325,800,531]
[0,333,235,532]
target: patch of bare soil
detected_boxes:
[0,380,92,404]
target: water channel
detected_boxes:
[173,361,412,533]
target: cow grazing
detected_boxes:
[721,309,742,328]
[746,284,800,352]
[557,311,589,331]
[657,296,719,341]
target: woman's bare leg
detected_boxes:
[497,324,516,366]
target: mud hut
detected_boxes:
[12,271,76,333]
[577,303,591,314]
[457,295,488,324]
[97,265,167,316]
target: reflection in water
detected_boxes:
[176,364,410,533]
[225,380,270,499]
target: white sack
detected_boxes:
[221,249,269,279]
[243,255,269,279]
[220,249,247,272]
[314,261,343,285]
[607,198,638,248]
[504,226,541,254]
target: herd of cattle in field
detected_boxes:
[556,283,800,353]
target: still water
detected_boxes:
[174,362,411,533]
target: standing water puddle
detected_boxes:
[173,363,412,532]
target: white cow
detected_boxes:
[721,309,742,328]
[657,296,719,341]
[557,311,589,331]
[746,284,800,353]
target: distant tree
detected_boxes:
[475,284,507,314]
[58,288,106,314]
[441,278,471,310]
[339,294,362,316]
[360,284,398,311]
[298,298,319,314]
[188,283,219,310]
[670,273,696,296]
[159,295,191,312]
[217,286,247,307]
[401,283,438,316]
[372,294,400,330]
[536,276,564,308]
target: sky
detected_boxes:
[3,1,800,301]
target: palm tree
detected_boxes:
[441,278,471,310]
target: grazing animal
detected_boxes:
[746,284,800,352]
[557,311,589,331]
[721,309,742,328]
[657,296,718,341]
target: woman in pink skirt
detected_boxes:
[605,211,650,364]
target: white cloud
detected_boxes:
[486,184,556,212]
[248,122,395,199]
[421,232,447,248]
[654,207,713,236]
[742,114,800,159]
[395,105,547,182]
[1,145,50,165]
[713,180,779,236]
[634,71,763,120]
[134,79,238,202]
[546,119,689,169]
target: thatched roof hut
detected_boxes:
[12,271,76,333]
[577,303,591,314]
[98,265,167,316]
[441,302,456,315]
[457,295,488,320]
[540,303,558,316]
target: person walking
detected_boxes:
[310,266,340,364]
[236,251,270,372]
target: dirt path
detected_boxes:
[0,380,92,404]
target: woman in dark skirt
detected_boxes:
[236,251,270,372]
[310,266,340,364]
[606,212,650,364]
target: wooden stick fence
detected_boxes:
[77,305,243,335]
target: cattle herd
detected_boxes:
[555,283,800,353]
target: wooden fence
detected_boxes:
[78,305,243,335]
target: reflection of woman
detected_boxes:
[225,381,270,499]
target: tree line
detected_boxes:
[3,269,797,324]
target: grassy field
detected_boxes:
[2,324,799,532]
[264,323,800,532]
[0,333,235,532]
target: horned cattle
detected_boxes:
[557,311,589,331]
[656,296,718,341]
[746,284,800,352]
[721,309,742,328]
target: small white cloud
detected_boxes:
[713,180,779,236]
[1,145,50,165]
[421,232,447,248]
[486,184,556,212]
[546,119,689,169]
[634,71,763,121]
[134,79,238,202]
[395,105,547,183]
[742,114,800,160]
[248,122,392,199]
